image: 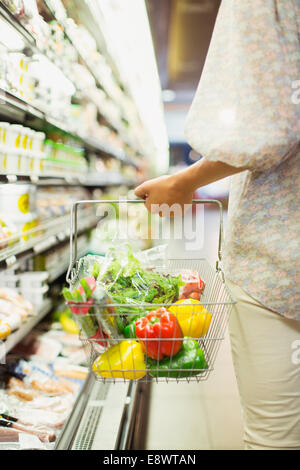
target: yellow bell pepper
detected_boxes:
[60,312,80,335]
[169,299,212,338]
[92,340,146,380]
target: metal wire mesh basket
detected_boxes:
[66,199,236,383]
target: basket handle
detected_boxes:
[66,199,224,285]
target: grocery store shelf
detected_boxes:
[42,1,129,119]
[84,137,139,169]
[1,297,53,359]
[0,4,142,161]
[0,171,137,187]
[0,88,139,169]
[0,2,36,46]
[0,4,78,94]
[0,208,97,271]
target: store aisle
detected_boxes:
[146,205,244,450]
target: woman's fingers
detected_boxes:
[134,182,149,199]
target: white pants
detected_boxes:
[226,277,300,450]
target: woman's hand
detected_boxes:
[134,173,194,216]
[134,158,246,217]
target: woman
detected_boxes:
[135,0,300,450]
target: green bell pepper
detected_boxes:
[123,321,136,338]
[146,338,208,378]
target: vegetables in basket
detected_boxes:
[123,321,137,339]
[96,245,184,332]
[92,340,146,380]
[62,277,117,348]
[147,338,208,378]
[135,308,183,360]
[169,299,212,338]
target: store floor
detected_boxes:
[145,328,244,450]
[145,204,244,450]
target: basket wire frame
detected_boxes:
[67,200,236,383]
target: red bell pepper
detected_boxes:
[135,308,183,360]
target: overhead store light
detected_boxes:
[86,0,170,174]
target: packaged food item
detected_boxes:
[13,213,38,242]
[5,151,19,174]
[14,409,66,430]
[0,299,28,321]
[12,333,61,361]
[53,364,88,381]
[0,122,10,149]
[0,426,20,443]
[0,320,11,340]
[5,124,23,150]
[19,271,48,289]
[0,288,33,314]
[20,284,49,306]
[0,313,22,331]
[0,184,32,215]
[0,215,18,249]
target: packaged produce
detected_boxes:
[178,269,206,300]
[63,276,118,349]
[135,308,183,360]
[169,299,212,338]
[94,244,184,332]
[92,340,146,380]
[147,338,208,379]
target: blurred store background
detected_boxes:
[146,0,230,200]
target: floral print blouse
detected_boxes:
[184,0,300,319]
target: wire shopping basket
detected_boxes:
[65,199,236,383]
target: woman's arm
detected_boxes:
[134,158,247,214]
